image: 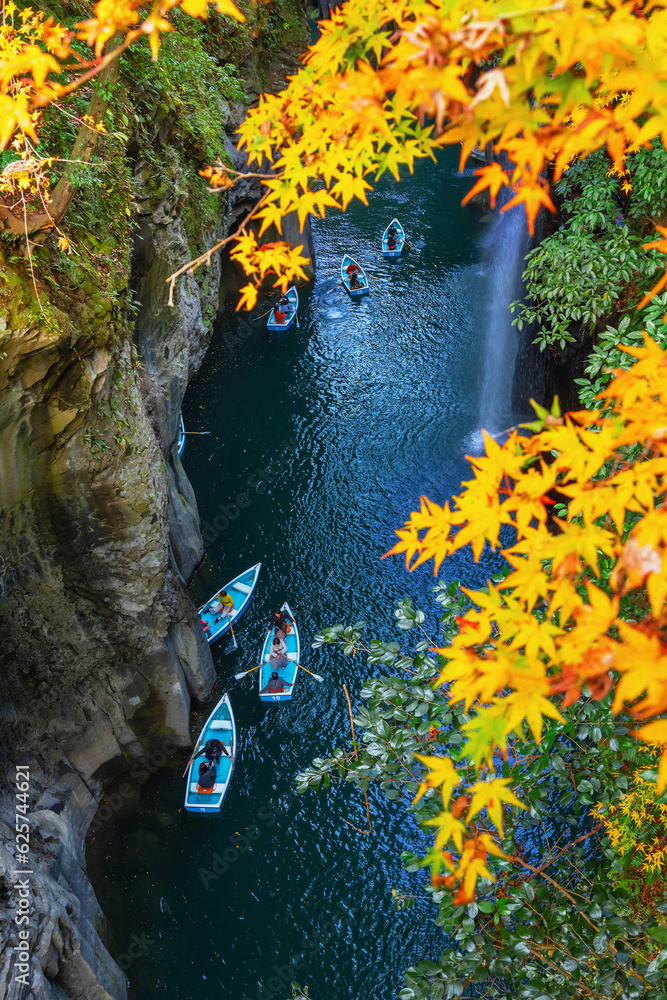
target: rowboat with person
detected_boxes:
[259,602,300,703]
[197,562,261,645]
[183,693,236,814]
[341,254,369,297]
[382,218,405,257]
[267,285,299,334]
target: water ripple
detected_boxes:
[88,148,513,1000]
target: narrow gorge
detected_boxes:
[0,5,311,995]
[3,4,667,1000]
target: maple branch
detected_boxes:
[165,192,271,306]
[341,682,373,835]
[0,56,120,238]
[513,823,604,881]
[506,855,588,906]
[525,944,606,997]
[36,32,137,107]
[20,189,43,316]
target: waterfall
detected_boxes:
[476,197,530,441]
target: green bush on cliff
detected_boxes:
[511,225,662,351]
[511,145,667,354]
[575,291,667,409]
[125,21,244,167]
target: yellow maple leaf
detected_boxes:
[632,721,667,794]
[211,0,245,20]
[466,778,526,835]
[423,810,466,852]
[413,753,461,807]
[236,283,258,312]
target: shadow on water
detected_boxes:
[88,149,522,1000]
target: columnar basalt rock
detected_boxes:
[0,5,311,997]
[0,246,215,1000]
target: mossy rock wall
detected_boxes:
[0,4,308,998]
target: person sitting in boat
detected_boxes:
[349,271,363,290]
[271,634,287,657]
[269,650,290,671]
[271,608,294,634]
[386,234,397,250]
[194,738,230,766]
[345,261,361,276]
[276,293,292,314]
[197,761,217,790]
[388,224,398,239]
[261,672,292,694]
[211,589,234,618]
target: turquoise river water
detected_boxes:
[88,149,521,1000]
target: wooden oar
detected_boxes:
[251,305,276,322]
[299,663,324,683]
[184,431,211,435]
[225,621,238,654]
[182,748,200,778]
[234,662,262,681]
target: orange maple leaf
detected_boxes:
[502,178,556,236]
[461,162,510,210]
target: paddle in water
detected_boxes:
[234,663,262,681]
[298,663,324,683]
[225,622,238,654]
[251,305,276,322]
[182,747,201,778]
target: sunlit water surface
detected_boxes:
[88,150,518,1000]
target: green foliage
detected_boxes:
[574,293,667,409]
[624,143,667,222]
[124,21,244,167]
[511,145,667,352]
[291,985,311,1000]
[511,226,662,351]
[301,585,667,1000]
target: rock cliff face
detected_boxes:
[0,5,311,997]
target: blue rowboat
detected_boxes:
[184,693,236,814]
[259,602,300,703]
[382,218,405,257]
[267,285,299,334]
[177,415,186,457]
[341,255,370,297]
[198,562,261,645]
